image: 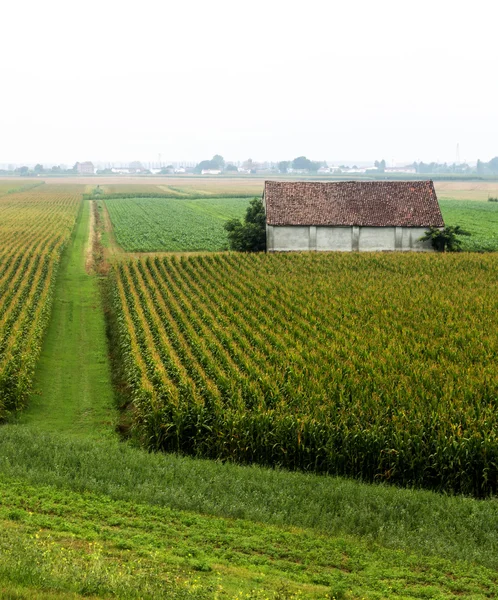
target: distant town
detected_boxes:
[1,154,498,177]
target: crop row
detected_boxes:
[105,196,249,252]
[110,252,498,497]
[0,188,80,417]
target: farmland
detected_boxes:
[112,252,497,497]
[0,180,45,196]
[0,186,80,418]
[105,196,249,251]
[0,178,497,598]
[439,199,498,251]
[98,179,498,253]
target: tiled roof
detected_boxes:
[264,180,444,227]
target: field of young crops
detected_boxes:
[105,196,249,251]
[440,199,498,251]
[0,186,80,418]
[111,252,498,497]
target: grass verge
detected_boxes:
[19,199,116,437]
[0,428,496,572]
[0,430,497,598]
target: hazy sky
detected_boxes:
[1,0,497,165]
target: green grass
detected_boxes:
[0,428,496,570]
[18,200,116,437]
[0,428,497,599]
[105,197,249,251]
[439,199,498,251]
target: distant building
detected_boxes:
[287,168,308,174]
[264,180,444,252]
[201,169,222,175]
[343,167,369,174]
[75,161,95,175]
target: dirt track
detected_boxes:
[85,200,96,273]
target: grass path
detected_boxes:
[20,200,116,438]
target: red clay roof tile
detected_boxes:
[264,180,444,227]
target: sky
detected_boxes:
[1,0,497,166]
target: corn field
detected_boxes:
[0,187,80,418]
[110,252,498,497]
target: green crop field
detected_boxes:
[100,182,498,254]
[112,252,498,497]
[0,185,80,418]
[105,196,249,251]
[440,199,498,251]
[0,180,45,196]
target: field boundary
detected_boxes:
[21,199,117,437]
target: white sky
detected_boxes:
[1,0,497,165]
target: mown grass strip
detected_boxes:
[20,200,116,438]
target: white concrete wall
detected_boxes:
[359,227,396,251]
[316,227,352,251]
[267,225,435,252]
[403,227,433,251]
[272,226,310,251]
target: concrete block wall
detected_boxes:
[267,225,434,252]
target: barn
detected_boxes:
[264,180,444,252]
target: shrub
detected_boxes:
[224,197,266,252]
[420,225,471,251]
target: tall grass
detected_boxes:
[0,426,496,569]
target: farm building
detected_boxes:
[75,161,95,175]
[264,180,444,252]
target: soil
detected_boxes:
[85,200,96,273]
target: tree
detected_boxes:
[224,197,266,252]
[291,156,313,170]
[420,225,471,252]
[129,161,145,171]
[34,164,44,174]
[211,154,225,169]
[487,157,498,173]
[194,155,225,173]
[374,159,386,172]
[225,164,238,172]
[278,160,290,173]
